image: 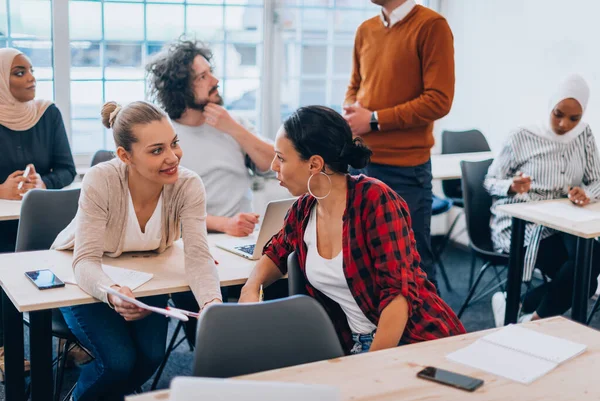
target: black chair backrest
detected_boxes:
[91,150,115,167]
[460,159,494,254]
[287,252,308,296]
[15,189,80,252]
[193,295,344,378]
[441,130,491,201]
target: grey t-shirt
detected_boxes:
[172,119,254,218]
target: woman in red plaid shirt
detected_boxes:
[239,106,465,354]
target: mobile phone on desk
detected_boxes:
[417,366,483,392]
[25,269,65,290]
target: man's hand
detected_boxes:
[568,187,590,206]
[18,164,46,195]
[343,102,373,136]
[203,104,243,135]
[0,170,27,200]
[224,213,260,237]
[108,286,151,321]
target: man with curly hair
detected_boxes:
[146,39,275,238]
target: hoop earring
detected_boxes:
[307,172,332,200]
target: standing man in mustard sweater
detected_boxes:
[343,0,455,289]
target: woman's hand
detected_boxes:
[108,285,151,321]
[509,172,532,194]
[568,187,590,206]
[0,170,27,200]
[18,164,46,195]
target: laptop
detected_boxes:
[216,198,296,260]
[170,377,340,401]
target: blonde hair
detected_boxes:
[100,101,168,151]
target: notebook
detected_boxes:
[447,325,586,384]
[169,377,340,401]
[59,264,153,290]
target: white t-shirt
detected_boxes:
[121,191,163,252]
[172,119,255,218]
[304,206,377,334]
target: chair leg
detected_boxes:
[458,262,492,318]
[54,339,71,401]
[436,210,463,256]
[587,295,600,325]
[435,254,454,293]
[469,252,477,289]
[151,320,184,390]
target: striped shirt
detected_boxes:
[484,125,600,281]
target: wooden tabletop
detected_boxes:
[496,198,600,239]
[127,317,600,401]
[430,151,493,181]
[0,234,256,312]
[0,182,83,222]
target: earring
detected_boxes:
[307,171,332,200]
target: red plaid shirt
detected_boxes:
[264,175,465,354]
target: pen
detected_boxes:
[17,165,31,190]
[259,284,264,302]
[213,258,219,265]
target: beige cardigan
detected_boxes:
[52,158,222,306]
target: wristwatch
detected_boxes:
[370,112,379,132]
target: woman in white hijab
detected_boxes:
[485,74,600,326]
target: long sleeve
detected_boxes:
[41,106,76,189]
[377,19,455,131]
[343,29,362,106]
[581,127,600,201]
[71,169,117,303]
[484,138,517,197]
[180,176,222,307]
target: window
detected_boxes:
[0,0,54,102]
[68,0,264,153]
[4,0,432,158]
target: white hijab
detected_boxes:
[527,74,590,144]
[0,48,53,131]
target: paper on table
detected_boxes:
[59,264,153,290]
[99,285,188,321]
[526,202,600,223]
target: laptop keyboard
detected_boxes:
[234,244,255,255]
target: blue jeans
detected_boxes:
[351,161,436,288]
[60,295,169,401]
[350,332,376,354]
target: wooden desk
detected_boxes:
[496,199,600,325]
[0,182,82,222]
[0,234,256,401]
[127,317,600,401]
[431,152,493,180]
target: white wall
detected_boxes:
[435,0,600,152]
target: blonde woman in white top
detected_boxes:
[52,101,221,401]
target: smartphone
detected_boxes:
[417,366,484,392]
[25,270,65,290]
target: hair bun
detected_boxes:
[101,101,122,129]
[341,137,372,169]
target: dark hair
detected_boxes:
[101,101,168,152]
[283,106,372,174]
[145,38,213,120]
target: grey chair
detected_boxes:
[193,295,344,378]
[90,150,115,167]
[16,188,90,401]
[438,130,491,288]
[287,252,308,296]
[456,159,508,318]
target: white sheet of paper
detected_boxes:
[526,202,600,222]
[447,339,556,384]
[59,265,153,290]
[99,285,188,321]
